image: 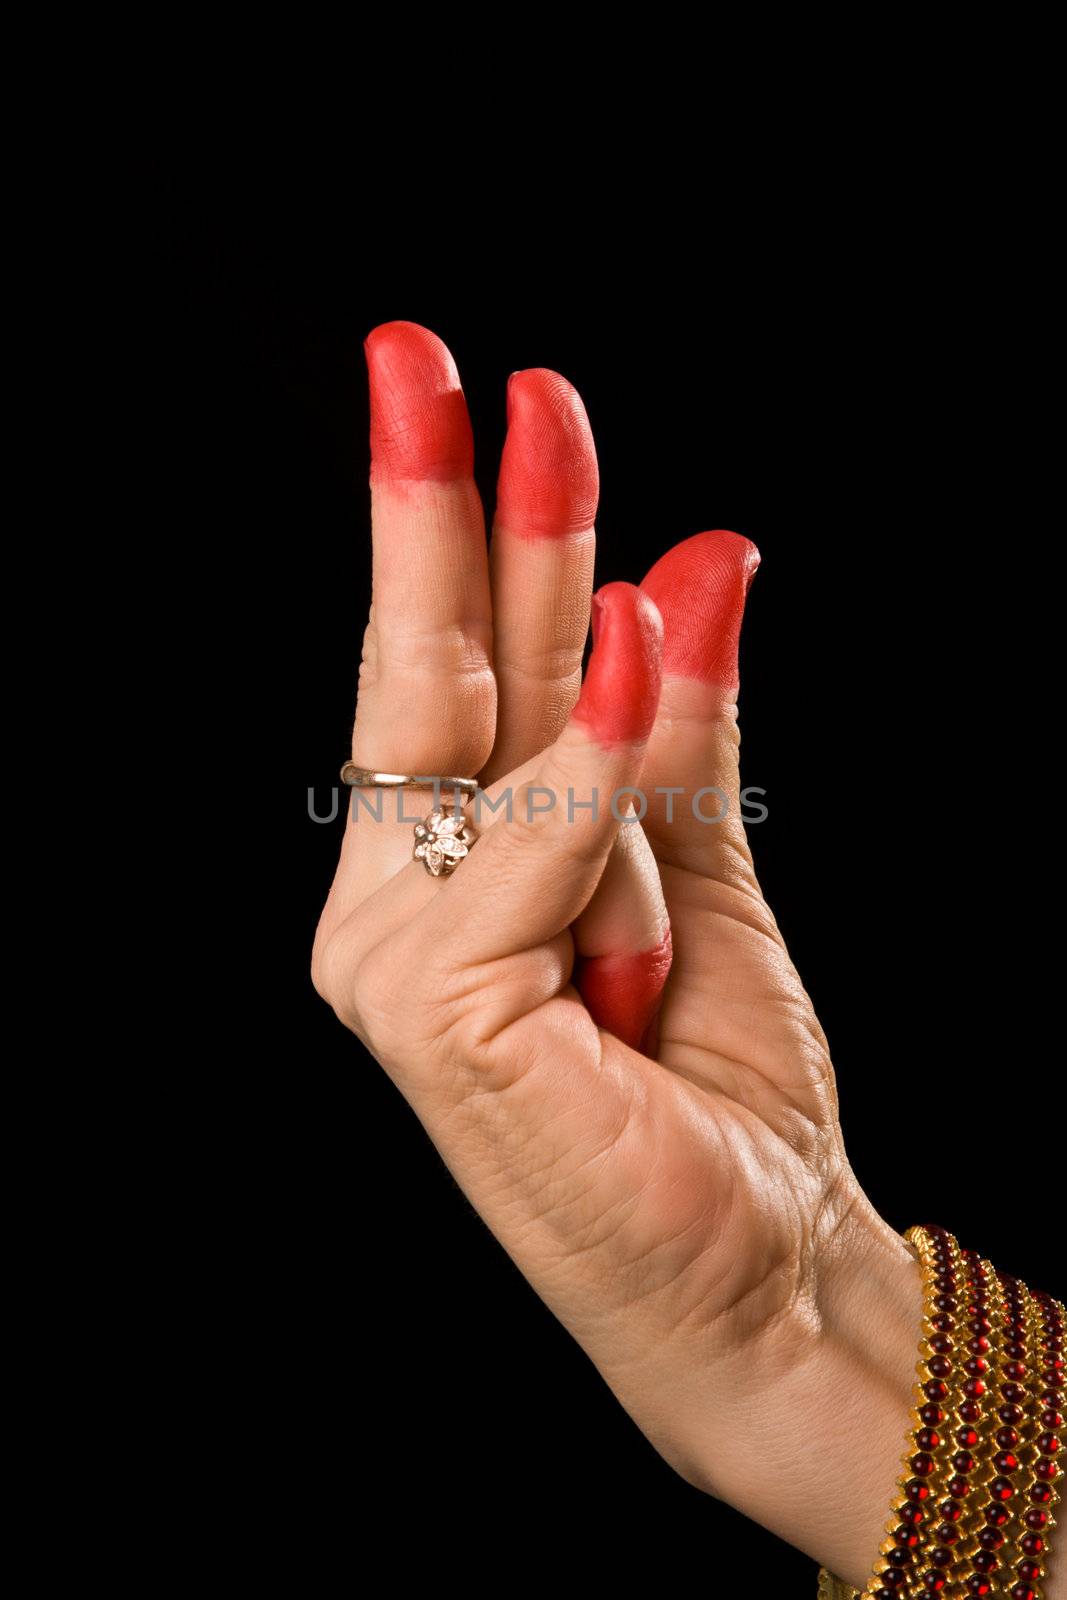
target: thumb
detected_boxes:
[416,581,663,966]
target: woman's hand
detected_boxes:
[312,321,923,1590]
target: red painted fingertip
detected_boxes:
[572,582,663,747]
[495,368,600,538]
[574,928,673,1053]
[364,320,474,483]
[640,529,761,694]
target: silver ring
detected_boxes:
[340,762,479,797]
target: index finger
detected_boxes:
[353,320,496,779]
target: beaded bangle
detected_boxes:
[817,1224,1063,1600]
[952,1252,1005,1596]
[908,1232,981,1594]
[1018,1286,1064,1600]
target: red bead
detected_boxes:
[917,1429,941,1451]
[925,1380,948,1402]
[1005,1341,1027,1359]
[966,1579,992,1596]
[1041,1409,1064,1429]
[1004,1361,1027,1381]
[973,1550,998,1573]
[948,1475,972,1498]
[1039,1389,1063,1409]
[995,1451,1019,1473]
[966,1357,989,1377]
[1025,1508,1049,1529]
[935,1523,960,1546]
[912,1453,935,1477]
[990,1477,1015,1500]
[1002,1382,1024,1404]
[929,1356,953,1379]
[901,1502,925,1524]
[1037,1432,1061,1454]
[1030,1483,1052,1503]
[929,1547,952,1568]
[999,1404,1023,1425]
[979,1527,1005,1550]
[906,1478,932,1501]
[969,1316,992,1335]
[894,1524,921,1550]
[1021,1534,1044,1555]
[882,1569,907,1591]
[961,1400,983,1422]
[930,1334,954,1354]
[1035,1458,1060,1479]
[921,1577,946,1594]
[958,1426,980,1447]
[985,1503,1010,1526]
[921,1404,945,1426]
[1009,1587,1036,1600]
[969,1335,991,1355]
[954,1451,976,1474]
[941,1499,963,1521]
[997,1427,1020,1449]
[1018,1561,1041,1582]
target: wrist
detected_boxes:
[683,1185,923,1590]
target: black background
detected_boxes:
[166,205,1061,1590]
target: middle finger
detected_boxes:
[481,368,598,783]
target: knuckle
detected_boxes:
[348,937,444,1063]
[310,928,358,1028]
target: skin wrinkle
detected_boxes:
[552,1133,733,1316]
[658,1037,821,1140]
[597,1137,792,1341]
[655,859,777,933]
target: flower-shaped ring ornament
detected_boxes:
[412,808,479,877]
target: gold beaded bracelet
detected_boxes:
[818,1224,1064,1600]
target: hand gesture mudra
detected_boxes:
[312,320,924,1590]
